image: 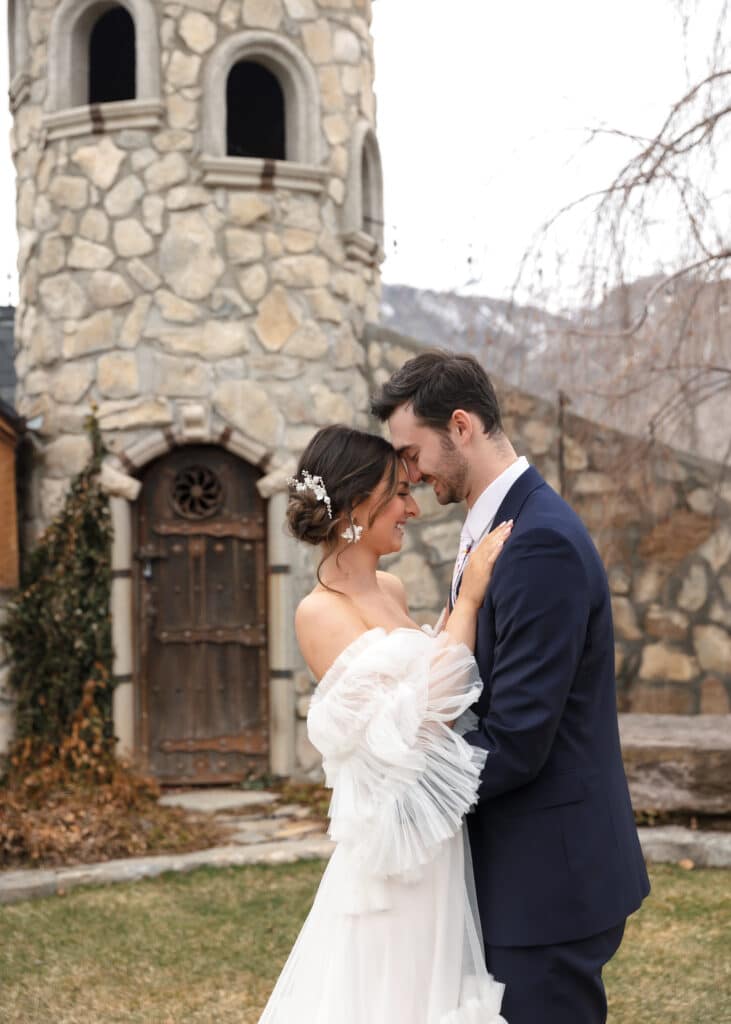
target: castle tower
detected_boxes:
[7,0,384,780]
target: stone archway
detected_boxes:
[103,425,298,778]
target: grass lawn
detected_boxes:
[0,862,728,1023]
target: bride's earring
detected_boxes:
[341,517,363,544]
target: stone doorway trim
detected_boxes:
[101,422,297,777]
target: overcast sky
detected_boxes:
[0,0,724,305]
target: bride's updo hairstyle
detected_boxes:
[287,425,401,548]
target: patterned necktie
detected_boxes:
[450,539,473,611]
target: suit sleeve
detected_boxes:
[463,526,591,802]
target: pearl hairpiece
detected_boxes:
[287,469,333,519]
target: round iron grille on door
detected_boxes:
[171,465,224,519]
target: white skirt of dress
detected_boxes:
[258,828,507,1024]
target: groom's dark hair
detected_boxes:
[370,349,503,436]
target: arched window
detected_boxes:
[45,0,162,139]
[89,6,136,104]
[226,60,285,160]
[344,123,384,263]
[201,31,326,193]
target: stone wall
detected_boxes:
[364,325,731,716]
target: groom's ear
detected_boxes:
[451,409,473,443]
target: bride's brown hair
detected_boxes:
[287,425,401,555]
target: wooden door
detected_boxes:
[135,446,268,783]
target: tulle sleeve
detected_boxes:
[307,627,486,879]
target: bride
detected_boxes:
[259,424,511,1024]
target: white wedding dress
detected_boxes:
[258,627,507,1024]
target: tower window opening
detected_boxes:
[89,6,136,104]
[226,60,286,160]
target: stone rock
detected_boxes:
[68,238,115,270]
[97,352,140,398]
[144,153,189,191]
[167,93,198,131]
[104,174,144,218]
[213,379,283,446]
[50,363,94,404]
[283,228,317,253]
[48,175,88,210]
[628,683,694,714]
[38,236,65,275]
[142,195,165,235]
[333,27,361,62]
[113,219,154,258]
[283,321,329,359]
[179,10,217,52]
[166,185,209,210]
[699,525,731,573]
[229,194,270,227]
[255,286,301,350]
[302,19,333,63]
[62,310,116,359]
[24,369,48,395]
[71,137,125,189]
[273,255,330,288]
[243,0,283,29]
[693,625,731,674]
[154,129,194,153]
[328,179,345,204]
[131,147,156,173]
[79,208,109,243]
[88,271,134,308]
[639,643,699,682]
[323,114,349,146]
[238,264,269,303]
[677,564,708,612]
[44,434,92,477]
[99,463,142,501]
[687,488,717,516]
[120,295,153,347]
[611,596,642,640]
[644,605,689,642]
[284,0,316,16]
[167,50,201,88]
[633,563,668,604]
[608,566,630,595]
[318,65,345,112]
[127,258,161,292]
[159,211,224,300]
[563,436,588,471]
[700,678,730,714]
[98,398,173,430]
[153,354,210,397]
[421,520,462,562]
[572,472,617,496]
[155,289,199,323]
[619,713,731,814]
[39,274,88,320]
[387,552,440,609]
[225,228,264,264]
[202,321,250,358]
[310,383,353,425]
[307,287,343,322]
[523,418,555,456]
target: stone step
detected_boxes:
[619,714,731,814]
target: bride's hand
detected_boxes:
[458,520,513,607]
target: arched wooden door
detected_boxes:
[135,445,268,784]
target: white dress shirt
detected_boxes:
[450,456,530,607]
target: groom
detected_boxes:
[372,350,650,1024]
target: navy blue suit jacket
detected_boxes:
[463,466,650,948]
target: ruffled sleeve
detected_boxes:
[307,627,486,879]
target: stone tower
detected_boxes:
[7,0,383,779]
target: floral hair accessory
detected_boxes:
[341,522,363,544]
[287,469,333,519]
